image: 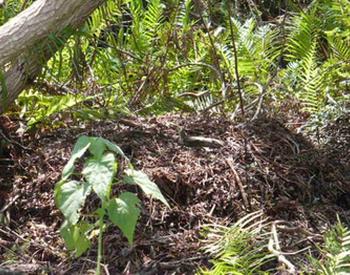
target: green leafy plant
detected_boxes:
[284,0,350,113]
[309,219,350,274]
[12,0,350,127]
[0,0,32,25]
[18,91,92,127]
[55,135,169,274]
[199,211,275,275]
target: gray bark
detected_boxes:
[0,0,105,113]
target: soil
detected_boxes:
[0,113,349,274]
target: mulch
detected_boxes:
[0,113,349,274]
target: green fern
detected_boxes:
[286,11,319,62]
[298,41,326,113]
[176,0,193,32]
[285,6,326,112]
[199,212,275,275]
[220,17,280,81]
[143,0,164,39]
[328,37,350,61]
[12,0,350,124]
[0,0,31,25]
[285,0,350,113]
[17,90,92,126]
[128,0,164,54]
[310,219,350,274]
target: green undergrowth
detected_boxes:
[200,213,350,274]
[55,136,169,274]
[1,0,348,128]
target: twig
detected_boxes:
[268,223,297,273]
[198,9,228,109]
[0,227,26,242]
[227,1,245,116]
[0,194,19,213]
[180,129,225,148]
[169,62,227,105]
[158,255,208,269]
[226,157,250,209]
[0,129,32,152]
[251,5,288,121]
[81,258,110,275]
[274,220,323,240]
[34,79,73,95]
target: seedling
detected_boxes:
[55,136,169,274]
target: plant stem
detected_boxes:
[96,214,104,275]
[227,1,245,116]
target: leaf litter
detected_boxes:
[0,113,349,274]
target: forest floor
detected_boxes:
[0,110,350,274]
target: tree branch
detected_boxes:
[0,0,105,113]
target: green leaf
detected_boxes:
[101,138,127,159]
[124,169,169,208]
[26,93,90,127]
[107,192,141,244]
[55,180,92,224]
[89,137,106,158]
[60,221,91,257]
[62,136,91,180]
[60,222,75,251]
[82,153,116,201]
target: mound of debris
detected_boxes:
[0,114,349,274]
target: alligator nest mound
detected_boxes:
[0,114,349,274]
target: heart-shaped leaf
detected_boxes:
[82,152,116,201]
[101,138,127,159]
[124,169,169,208]
[55,180,92,224]
[62,136,91,180]
[107,192,141,244]
[60,221,92,257]
[88,137,107,158]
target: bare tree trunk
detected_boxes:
[0,0,105,113]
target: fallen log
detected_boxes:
[0,0,105,113]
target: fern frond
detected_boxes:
[328,36,350,61]
[0,0,28,25]
[312,219,350,274]
[143,0,164,40]
[175,0,193,31]
[200,212,275,274]
[297,41,326,113]
[286,11,319,62]
[220,17,280,81]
